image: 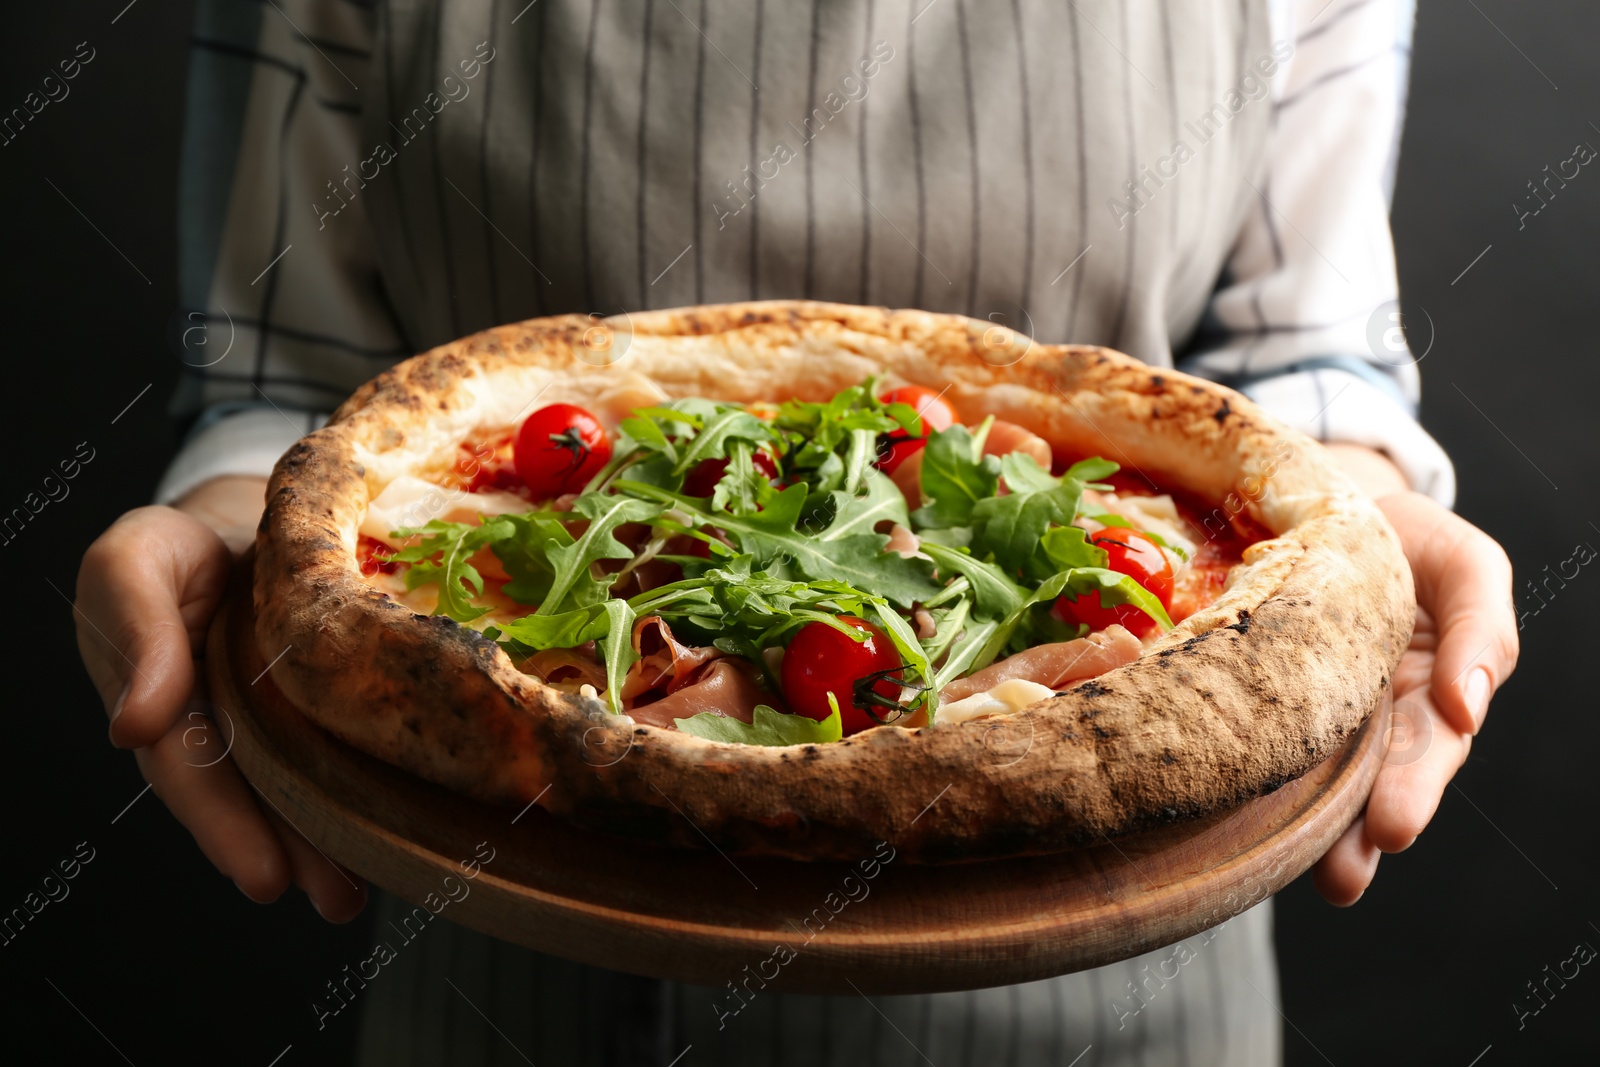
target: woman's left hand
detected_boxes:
[1310,474,1519,904]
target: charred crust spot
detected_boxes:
[1091,725,1112,739]
[1074,679,1112,698]
[633,728,649,736]
[802,745,821,760]
[1223,610,1252,634]
[1213,398,1232,424]
[1160,749,1178,765]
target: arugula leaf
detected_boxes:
[960,454,1088,579]
[495,597,638,714]
[671,402,773,476]
[816,469,910,542]
[538,493,663,615]
[967,452,1118,577]
[969,567,1173,672]
[919,597,971,665]
[490,514,575,605]
[773,383,902,473]
[915,525,974,550]
[1064,456,1120,483]
[841,428,877,495]
[911,422,1001,528]
[616,480,941,609]
[617,413,679,464]
[919,541,1026,618]
[971,486,1076,577]
[390,517,515,622]
[630,559,882,653]
[496,602,613,649]
[997,450,1061,493]
[1039,525,1109,571]
[867,604,937,720]
[879,400,925,438]
[710,438,764,511]
[674,701,844,746]
[1058,568,1174,630]
[777,531,941,610]
[931,616,1002,690]
[597,598,638,715]
[605,399,776,494]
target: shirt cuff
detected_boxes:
[154,405,323,506]
[1239,368,1456,508]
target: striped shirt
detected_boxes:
[162,1,1443,1062]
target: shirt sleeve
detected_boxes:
[1178,0,1454,506]
[157,0,407,505]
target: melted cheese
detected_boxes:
[1093,491,1196,575]
[360,476,531,542]
[937,679,1056,724]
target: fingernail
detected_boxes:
[108,682,130,747]
[1464,667,1492,734]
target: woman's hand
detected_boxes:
[1311,447,1519,904]
[74,476,367,921]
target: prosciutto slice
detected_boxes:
[620,616,722,702]
[940,624,1142,702]
[521,646,607,690]
[627,659,773,729]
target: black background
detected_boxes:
[1,2,1595,1064]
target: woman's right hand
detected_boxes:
[74,476,367,921]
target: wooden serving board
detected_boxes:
[209,556,1388,995]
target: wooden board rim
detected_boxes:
[211,555,1388,994]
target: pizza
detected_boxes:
[254,301,1413,861]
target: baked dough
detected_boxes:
[254,301,1413,861]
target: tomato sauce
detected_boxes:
[1072,465,1271,625]
[357,535,399,576]
[453,432,523,495]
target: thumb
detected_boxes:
[74,507,234,748]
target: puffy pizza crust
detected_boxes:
[254,301,1413,861]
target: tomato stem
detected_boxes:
[851,666,930,725]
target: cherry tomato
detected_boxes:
[1052,527,1175,638]
[879,385,957,435]
[875,386,957,474]
[513,404,612,499]
[780,617,907,736]
[682,449,782,497]
[874,435,927,474]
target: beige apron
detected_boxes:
[353,2,1279,1064]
